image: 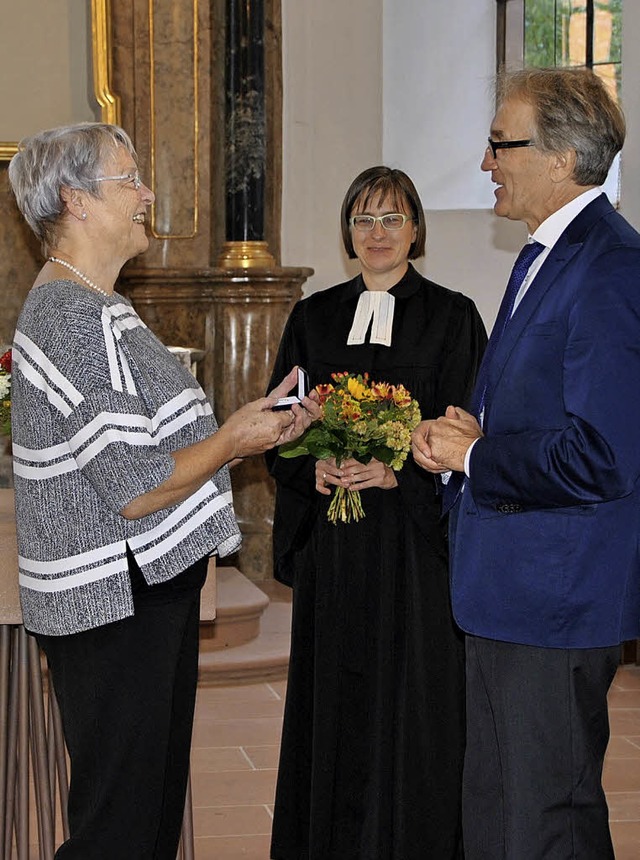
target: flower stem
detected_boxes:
[327,486,365,524]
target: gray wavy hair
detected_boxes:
[8,122,136,248]
[497,68,625,187]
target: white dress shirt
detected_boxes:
[462,188,604,477]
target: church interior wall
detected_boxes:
[282,0,640,333]
[1,1,639,339]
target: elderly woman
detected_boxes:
[8,122,317,859]
[267,166,487,859]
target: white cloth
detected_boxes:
[347,290,395,347]
[513,187,603,312]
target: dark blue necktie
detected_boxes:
[470,239,545,419]
[442,239,544,514]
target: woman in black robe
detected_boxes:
[267,167,487,860]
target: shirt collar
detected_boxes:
[532,188,603,249]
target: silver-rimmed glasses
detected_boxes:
[349,213,414,231]
[94,170,142,190]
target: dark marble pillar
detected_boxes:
[219,0,275,268]
[226,0,265,242]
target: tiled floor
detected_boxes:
[190,680,285,859]
[190,664,640,859]
[603,665,640,857]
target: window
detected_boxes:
[524,0,622,100]
[497,0,623,202]
[498,1,622,82]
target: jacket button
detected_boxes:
[496,502,523,514]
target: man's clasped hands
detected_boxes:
[411,405,484,475]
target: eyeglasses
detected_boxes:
[349,213,414,232]
[94,170,142,190]
[486,138,534,159]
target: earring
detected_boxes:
[81,212,87,220]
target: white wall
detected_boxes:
[281,1,640,331]
[382,0,496,210]
[280,0,383,294]
[417,209,526,331]
[382,0,524,329]
[280,0,518,326]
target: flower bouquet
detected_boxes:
[279,371,421,524]
[0,349,11,437]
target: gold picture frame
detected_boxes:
[0,0,120,162]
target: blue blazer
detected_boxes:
[451,195,640,648]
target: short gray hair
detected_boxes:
[8,122,136,248]
[497,68,625,187]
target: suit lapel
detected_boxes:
[483,196,615,420]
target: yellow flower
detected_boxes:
[347,376,369,401]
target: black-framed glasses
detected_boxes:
[349,213,414,232]
[486,138,534,159]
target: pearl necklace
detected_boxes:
[47,256,111,298]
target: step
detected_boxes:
[199,565,269,650]
[198,573,292,686]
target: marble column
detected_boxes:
[219,0,275,268]
[111,0,309,581]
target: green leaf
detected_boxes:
[278,440,311,458]
[307,440,343,461]
[368,445,394,465]
[352,451,372,465]
[278,426,345,461]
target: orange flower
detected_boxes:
[392,384,413,407]
[371,381,393,400]
[315,383,334,405]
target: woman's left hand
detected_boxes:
[268,366,321,445]
[276,395,320,445]
[338,456,398,491]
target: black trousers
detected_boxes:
[37,552,208,860]
[463,635,619,860]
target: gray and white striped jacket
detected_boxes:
[11,279,240,635]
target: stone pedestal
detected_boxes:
[119,265,312,581]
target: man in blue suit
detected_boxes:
[412,67,640,860]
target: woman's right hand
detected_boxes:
[315,457,343,496]
[222,367,321,460]
[221,398,296,459]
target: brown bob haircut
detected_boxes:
[340,166,427,260]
